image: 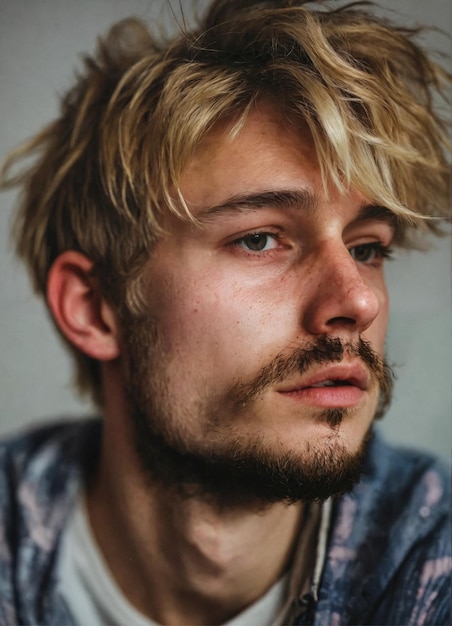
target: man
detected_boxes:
[0,0,450,624]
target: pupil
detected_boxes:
[246,234,267,251]
[355,245,370,261]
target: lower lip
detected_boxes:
[278,386,365,408]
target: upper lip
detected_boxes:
[277,362,371,392]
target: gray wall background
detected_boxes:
[0,0,450,460]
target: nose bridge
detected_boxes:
[303,238,381,335]
[323,240,363,294]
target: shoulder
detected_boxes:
[0,417,102,495]
[0,418,101,625]
[317,431,451,626]
[339,431,449,536]
[0,417,102,515]
[360,431,449,528]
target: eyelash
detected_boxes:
[349,242,394,264]
[229,232,394,265]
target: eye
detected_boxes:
[233,232,279,252]
[349,242,393,264]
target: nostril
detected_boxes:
[327,316,356,326]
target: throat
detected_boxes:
[88,473,304,625]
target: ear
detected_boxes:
[47,251,120,360]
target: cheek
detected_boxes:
[146,269,294,377]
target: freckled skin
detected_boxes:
[135,104,391,460]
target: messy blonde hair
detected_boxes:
[1,0,450,404]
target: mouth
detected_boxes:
[277,364,370,409]
[309,379,353,388]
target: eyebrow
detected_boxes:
[197,189,318,220]
[196,188,396,228]
[354,204,397,227]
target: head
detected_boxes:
[2,0,450,504]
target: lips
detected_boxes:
[276,363,371,409]
[278,363,370,393]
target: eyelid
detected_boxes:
[230,230,281,247]
[226,227,284,244]
[346,220,395,246]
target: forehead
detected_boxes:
[179,104,322,211]
[172,105,397,235]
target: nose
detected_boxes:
[301,241,382,337]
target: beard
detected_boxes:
[122,313,394,507]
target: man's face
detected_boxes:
[122,105,394,504]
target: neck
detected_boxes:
[86,399,304,625]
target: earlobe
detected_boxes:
[47,251,120,360]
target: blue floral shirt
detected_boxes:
[0,419,450,625]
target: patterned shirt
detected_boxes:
[0,418,450,625]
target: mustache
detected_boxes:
[229,335,394,412]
